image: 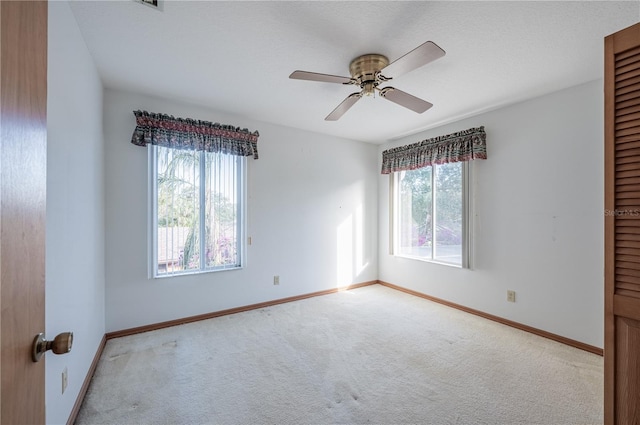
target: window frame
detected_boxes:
[389,161,471,269]
[148,145,247,278]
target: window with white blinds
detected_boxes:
[151,145,245,277]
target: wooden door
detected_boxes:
[605,21,640,425]
[0,1,48,424]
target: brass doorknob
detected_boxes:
[32,332,73,362]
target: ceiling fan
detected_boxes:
[289,41,445,121]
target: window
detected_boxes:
[392,162,469,267]
[383,126,484,267]
[151,145,245,277]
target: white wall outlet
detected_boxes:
[62,367,68,394]
[507,290,516,303]
[273,275,279,285]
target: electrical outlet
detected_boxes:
[507,290,516,303]
[62,367,68,394]
[273,275,279,285]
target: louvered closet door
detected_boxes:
[605,21,640,425]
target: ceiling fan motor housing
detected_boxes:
[349,54,389,95]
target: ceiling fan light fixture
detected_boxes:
[363,81,376,97]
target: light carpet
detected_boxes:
[76,284,603,425]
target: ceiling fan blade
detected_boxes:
[381,41,445,78]
[379,87,433,113]
[289,70,354,85]
[325,92,363,121]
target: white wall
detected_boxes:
[46,2,106,424]
[379,80,604,348]
[104,89,378,332]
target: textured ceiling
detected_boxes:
[69,1,640,143]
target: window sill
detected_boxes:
[394,254,463,269]
[153,265,243,279]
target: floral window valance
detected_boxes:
[131,110,260,159]
[381,126,486,174]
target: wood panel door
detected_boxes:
[605,21,640,425]
[0,1,48,424]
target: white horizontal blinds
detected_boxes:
[205,152,240,269]
[155,146,200,276]
[614,44,640,299]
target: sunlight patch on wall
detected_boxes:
[337,214,353,287]
[336,203,369,288]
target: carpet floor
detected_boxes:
[76,284,603,425]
